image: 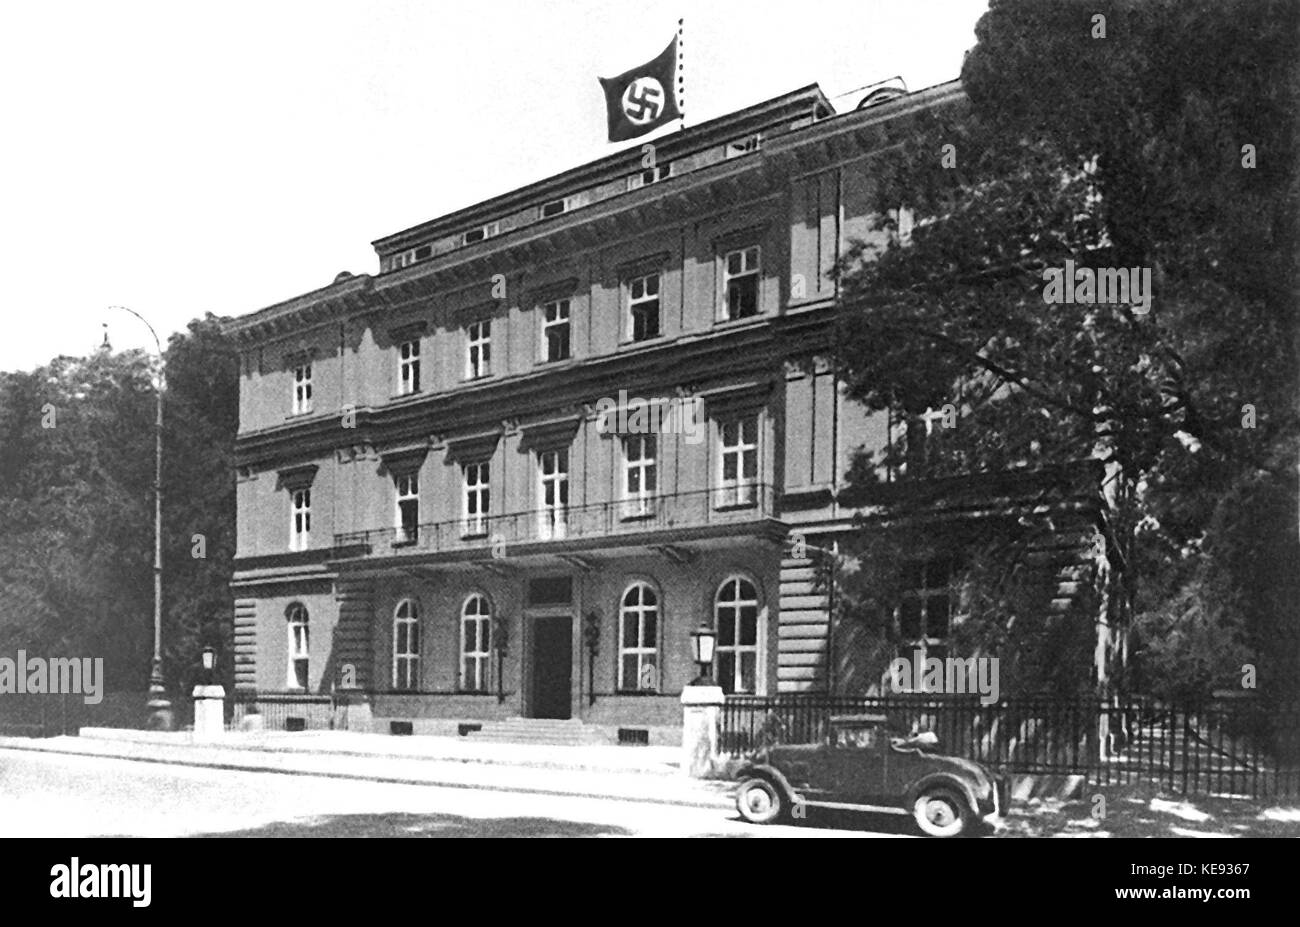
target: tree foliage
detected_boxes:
[0,313,238,696]
[830,0,1299,701]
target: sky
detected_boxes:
[0,0,988,371]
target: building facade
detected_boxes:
[225,80,1113,742]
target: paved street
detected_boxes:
[0,748,911,838]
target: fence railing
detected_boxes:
[333,484,777,557]
[229,691,345,732]
[721,694,1300,799]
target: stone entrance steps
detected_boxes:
[463,717,607,746]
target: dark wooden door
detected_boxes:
[529,615,572,719]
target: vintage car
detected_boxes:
[733,713,1009,836]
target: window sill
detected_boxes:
[713,500,759,513]
[391,538,419,549]
[460,529,490,540]
[711,313,766,330]
[619,509,656,522]
[613,689,664,697]
[620,334,667,349]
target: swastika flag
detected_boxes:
[597,37,681,142]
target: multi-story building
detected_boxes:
[225,78,1114,742]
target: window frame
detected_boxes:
[392,598,421,691]
[292,363,313,415]
[621,434,657,519]
[536,447,569,540]
[721,245,761,321]
[286,603,309,691]
[465,318,492,380]
[539,298,572,364]
[626,271,662,343]
[462,221,500,246]
[290,487,311,551]
[397,338,421,395]
[617,582,660,693]
[713,576,760,695]
[393,471,420,545]
[460,593,493,693]
[716,413,759,508]
[462,460,491,538]
[896,558,955,663]
[626,163,672,191]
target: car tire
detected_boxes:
[912,789,971,837]
[736,777,786,825]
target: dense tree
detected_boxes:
[0,313,238,702]
[830,0,1299,703]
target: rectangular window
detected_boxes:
[292,363,313,415]
[717,415,759,507]
[466,319,492,379]
[898,558,954,663]
[723,246,761,320]
[397,339,421,395]
[290,488,311,551]
[622,434,657,518]
[627,272,661,342]
[462,461,491,537]
[462,221,500,245]
[627,163,671,191]
[541,299,571,363]
[540,196,576,218]
[394,473,419,545]
[725,134,763,158]
[537,448,569,541]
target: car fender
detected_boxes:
[734,763,801,804]
[905,772,980,815]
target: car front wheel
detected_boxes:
[912,790,971,837]
[736,777,786,824]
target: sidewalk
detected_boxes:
[0,728,735,810]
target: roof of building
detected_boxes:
[225,78,964,339]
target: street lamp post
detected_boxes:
[109,305,171,729]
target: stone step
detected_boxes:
[463,717,606,746]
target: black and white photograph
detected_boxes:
[0,0,1295,908]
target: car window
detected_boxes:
[835,727,878,748]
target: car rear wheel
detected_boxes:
[912,790,971,837]
[736,777,786,824]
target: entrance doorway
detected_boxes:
[528,614,572,719]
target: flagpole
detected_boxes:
[677,17,686,130]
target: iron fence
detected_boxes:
[230,691,345,732]
[721,693,1300,799]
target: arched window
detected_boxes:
[460,594,492,692]
[714,577,759,694]
[618,582,659,692]
[286,603,309,690]
[392,599,421,691]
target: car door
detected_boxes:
[824,726,888,804]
